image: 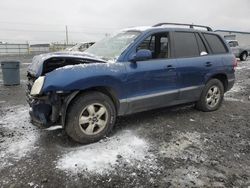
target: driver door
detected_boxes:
[124,32,179,113]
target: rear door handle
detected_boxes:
[165,65,175,71]
[205,62,212,67]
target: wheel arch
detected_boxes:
[61,86,120,127]
[208,73,228,91]
[81,86,120,111]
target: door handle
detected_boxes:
[165,65,175,71]
[205,62,212,67]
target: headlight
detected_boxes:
[30,76,45,96]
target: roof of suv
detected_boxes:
[124,23,213,33]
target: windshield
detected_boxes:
[85,31,141,61]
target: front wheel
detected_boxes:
[65,91,116,144]
[196,79,224,112]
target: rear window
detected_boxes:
[203,33,228,54]
[174,32,200,58]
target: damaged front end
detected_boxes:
[27,89,78,127]
[26,73,64,126]
[26,52,106,127]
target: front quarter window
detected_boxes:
[85,31,141,61]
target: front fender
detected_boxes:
[42,63,126,99]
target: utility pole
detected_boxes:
[66,25,69,45]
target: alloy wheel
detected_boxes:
[78,103,108,135]
[206,86,221,108]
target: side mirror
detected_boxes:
[200,51,208,56]
[131,49,152,62]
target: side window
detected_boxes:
[195,33,208,54]
[203,33,228,54]
[137,33,169,59]
[174,32,200,58]
[137,36,155,52]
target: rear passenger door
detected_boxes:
[173,31,210,101]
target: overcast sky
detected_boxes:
[0,0,249,44]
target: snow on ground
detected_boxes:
[159,131,207,163]
[0,105,39,169]
[224,83,250,103]
[45,125,63,131]
[224,97,245,102]
[227,84,245,93]
[57,130,155,175]
[224,61,250,102]
[236,61,250,70]
[224,84,245,102]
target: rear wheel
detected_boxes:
[196,79,224,112]
[65,91,116,144]
[240,52,248,61]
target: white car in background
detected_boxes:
[66,42,95,52]
[227,40,250,61]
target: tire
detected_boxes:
[65,91,116,144]
[240,52,248,61]
[196,79,224,112]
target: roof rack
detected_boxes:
[153,23,213,31]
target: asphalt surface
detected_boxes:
[0,55,250,188]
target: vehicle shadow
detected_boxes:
[38,103,198,148]
[114,104,196,131]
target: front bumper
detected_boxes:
[26,73,63,126]
[26,78,79,127]
[29,104,52,127]
[26,92,62,127]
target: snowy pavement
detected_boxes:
[0,58,250,187]
[0,106,39,169]
[57,130,156,175]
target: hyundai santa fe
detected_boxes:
[27,23,236,144]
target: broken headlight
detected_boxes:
[30,76,45,96]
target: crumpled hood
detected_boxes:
[28,51,107,77]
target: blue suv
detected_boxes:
[27,23,236,144]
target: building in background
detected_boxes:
[30,44,50,54]
[0,43,77,56]
[215,30,250,46]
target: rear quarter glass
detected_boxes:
[203,33,228,54]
